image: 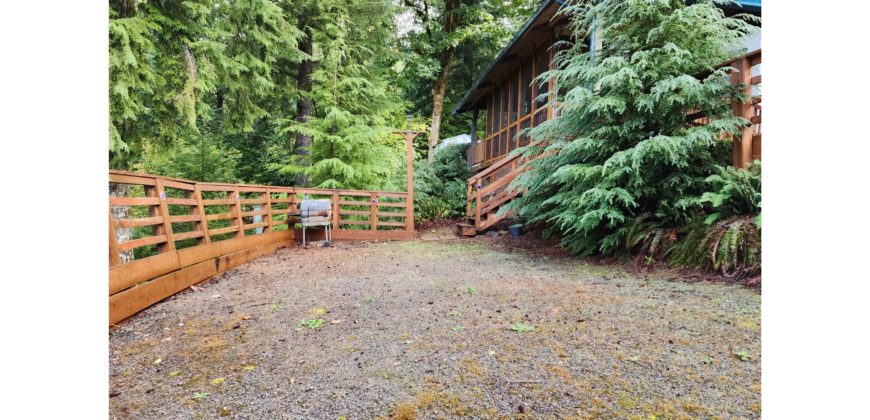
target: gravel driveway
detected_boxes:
[109,231,761,419]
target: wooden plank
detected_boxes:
[243,222,269,230]
[154,179,176,252]
[162,179,195,191]
[193,183,210,245]
[169,214,201,223]
[215,242,282,273]
[113,216,164,228]
[241,198,268,205]
[173,230,205,241]
[109,209,122,267]
[233,186,245,238]
[337,200,371,206]
[332,192,340,231]
[109,197,160,206]
[236,186,268,193]
[376,202,407,208]
[405,130,415,233]
[109,260,217,325]
[176,229,292,267]
[197,184,239,192]
[206,212,236,222]
[109,173,156,186]
[208,225,240,236]
[339,210,371,216]
[265,187,274,232]
[109,250,180,295]
[378,222,406,227]
[370,192,378,231]
[118,235,168,251]
[338,220,371,226]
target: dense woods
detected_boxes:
[109,0,538,189]
[110,0,760,276]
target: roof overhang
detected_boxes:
[453,0,564,115]
[453,0,761,115]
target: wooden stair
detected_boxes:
[457,150,528,236]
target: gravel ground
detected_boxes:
[109,229,761,419]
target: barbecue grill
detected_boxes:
[299,198,332,245]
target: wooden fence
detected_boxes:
[108,170,414,325]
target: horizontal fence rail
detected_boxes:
[108,170,415,325]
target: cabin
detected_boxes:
[454,0,761,235]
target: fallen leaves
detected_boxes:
[169,370,182,376]
[191,392,209,400]
[153,358,162,365]
[243,365,256,371]
[211,377,225,385]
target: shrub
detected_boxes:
[699,161,761,224]
[509,0,757,256]
[413,143,472,222]
[669,215,760,278]
[625,162,761,277]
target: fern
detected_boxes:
[669,216,760,278]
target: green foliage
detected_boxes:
[509,0,757,257]
[699,161,761,224]
[109,0,306,174]
[191,392,209,400]
[139,133,240,183]
[295,318,325,331]
[510,323,534,333]
[273,0,408,190]
[463,286,477,295]
[669,215,760,278]
[397,0,540,139]
[413,143,472,222]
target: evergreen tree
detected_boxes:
[278,0,407,190]
[509,0,758,255]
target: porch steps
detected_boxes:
[457,147,536,236]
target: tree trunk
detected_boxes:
[428,49,454,162]
[427,0,461,162]
[295,19,314,186]
[109,183,134,263]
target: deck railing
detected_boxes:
[108,170,414,324]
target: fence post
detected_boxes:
[108,208,121,267]
[265,187,274,232]
[233,186,244,238]
[405,134,415,232]
[151,178,176,253]
[193,183,210,244]
[332,191,340,231]
[370,192,378,231]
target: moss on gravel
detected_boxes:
[110,229,760,419]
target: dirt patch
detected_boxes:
[110,228,761,419]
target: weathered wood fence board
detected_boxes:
[109,170,415,325]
